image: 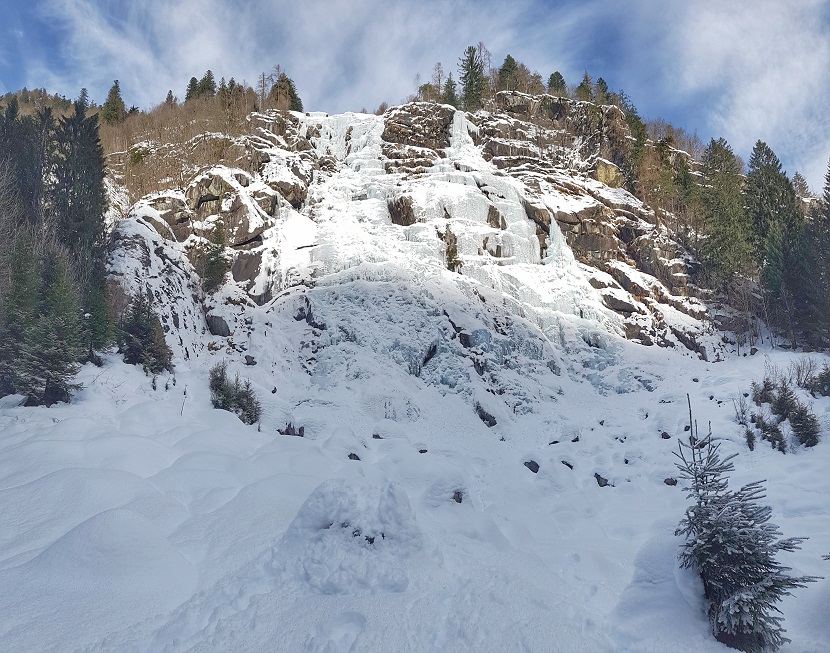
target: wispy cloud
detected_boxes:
[7,0,830,189]
[615,0,830,190]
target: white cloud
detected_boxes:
[30,0,584,112]
[20,0,830,190]
[667,0,830,189]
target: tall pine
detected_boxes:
[699,138,753,287]
[101,80,127,125]
[497,55,519,91]
[547,71,566,96]
[48,93,110,351]
[0,232,39,395]
[441,72,459,107]
[745,143,802,290]
[185,77,199,101]
[801,160,830,344]
[458,46,485,111]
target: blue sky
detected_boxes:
[2,0,829,190]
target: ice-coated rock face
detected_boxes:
[109,94,713,369]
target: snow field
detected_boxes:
[1,305,828,652]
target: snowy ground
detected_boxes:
[1,321,828,652]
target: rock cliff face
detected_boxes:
[109,91,713,366]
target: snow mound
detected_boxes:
[273,478,423,594]
[34,508,195,587]
[0,508,197,652]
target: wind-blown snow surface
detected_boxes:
[1,341,829,651]
[2,107,829,651]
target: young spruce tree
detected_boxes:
[118,289,173,375]
[22,257,83,405]
[675,428,819,652]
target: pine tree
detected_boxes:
[575,72,593,101]
[700,138,753,286]
[547,71,566,96]
[770,380,798,421]
[22,257,83,405]
[48,92,110,349]
[200,223,228,293]
[118,289,173,375]
[164,90,176,107]
[83,259,112,357]
[745,141,803,314]
[760,218,785,297]
[800,160,830,344]
[268,73,303,112]
[594,77,609,104]
[458,45,485,111]
[185,77,199,102]
[0,232,39,395]
[198,70,217,98]
[674,155,703,253]
[217,77,229,106]
[617,91,648,193]
[19,107,55,222]
[209,360,261,425]
[675,430,819,652]
[287,77,303,112]
[0,104,56,226]
[50,93,107,258]
[441,72,459,107]
[497,54,519,91]
[788,402,820,447]
[791,171,811,200]
[101,80,127,125]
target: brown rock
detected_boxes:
[381,102,456,151]
[388,195,416,226]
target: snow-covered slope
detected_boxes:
[1,98,828,652]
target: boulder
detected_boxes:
[600,290,639,315]
[186,172,235,215]
[382,142,441,174]
[206,314,231,337]
[144,195,194,242]
[382,102,456,151]
[252,189,278,216]
[388,195,416,227]
[267,178,306,209]
[593,159,625,188]
[231,250,264,289]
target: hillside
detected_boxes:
[1,95,828,652]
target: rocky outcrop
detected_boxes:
[382,143,441,174]
[382,102,455,151]
[388,195,417,226]
[593,159,625,188]
[143,195,193,242]
[206,314,231,337]
[182,169,276,248]
[490,92,631,171]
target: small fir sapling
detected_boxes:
[674,398,819,652]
